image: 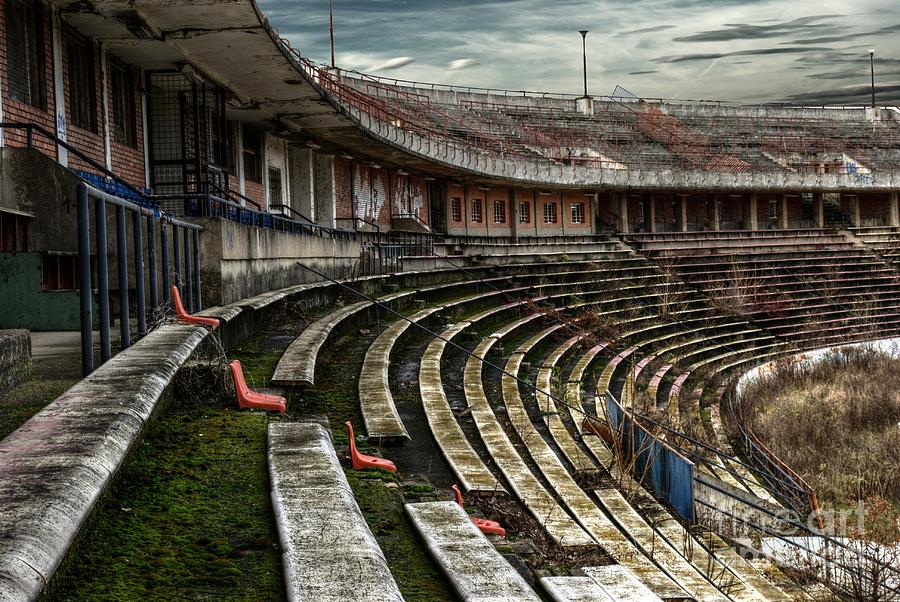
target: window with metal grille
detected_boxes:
[493,200,506,224]
[5,0,46,109]
[0,210,29,252]
[519,201,530,224]
[109,59,136,146]
[571,202,585,224]
[543,202,557,224]
[268,166,283,205]
[242,126,262,183]
[42,254,76,291]
[66,28,97,131]
[471,199,483,223]
[450,197,462,222]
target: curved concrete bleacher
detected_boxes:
[0,322,212,601]
[490,322,732,600]
[405,501,540,602]
[268,421,403,601]
[17,230,896,600]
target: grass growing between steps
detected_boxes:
[47,403,283,601]
[290,331,455,602]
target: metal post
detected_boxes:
[116,205,130,349]
[173,222,181,294]
[193,228,202,311]
[869,49,876,108]
[183,227,193,312]
[579,30,589,98]
[95,196,111,362]
[161,222,170,306]
[148,215,158,312]
[132,211,147,338]
[329,0,335,69]
[77,184,93,376]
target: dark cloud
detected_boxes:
[628,70,657,75]
[672,15,843,43]
[654,46,834,64]
[788,23,900,45]
[785,82,900,105]
[617,25,675,36]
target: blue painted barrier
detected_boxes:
[604,391,695,522]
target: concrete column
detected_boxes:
[314,154,336,228]
[747,193,758,230]
[778,194,789,229]
[643,193,656,233]
[848,194,861,227]
[618,192,629,234]
[289,147,316,221]
[99,46,112,171]
[676,194,688,232]
[235,124,246,197]
[709,194,720,231]
[813,192,825,228]
[51,8,68,165]
[510,189,519,240]
[890,191,899,227]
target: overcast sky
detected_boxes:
[258,0,900,105]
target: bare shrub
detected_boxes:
[735,346,900,504]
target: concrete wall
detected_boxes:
[0,329,30,394]
[0,147,81,253]
[196,216,361,306]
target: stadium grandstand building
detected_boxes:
[1,0,900,600]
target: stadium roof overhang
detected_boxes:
[54,0,475,180]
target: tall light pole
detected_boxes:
[869,48,875,108]
[329,0,335,68]
[579,30,589,97]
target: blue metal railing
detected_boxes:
[77,182,203,376]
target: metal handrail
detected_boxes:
[0,122,149,200]
[77,182,203,376]
[269,203,317,225]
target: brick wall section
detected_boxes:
[243,179,264,209]
[108,63,145,188]
[333,156,352,219]
[60,25,105,176]
[563,190,591,229]
[0,3,56,157]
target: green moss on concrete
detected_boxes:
[0,374,76,440]
[48,403,283,601]
[345,471,453,602]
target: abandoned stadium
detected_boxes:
[1,0,899,600]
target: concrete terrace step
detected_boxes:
[582,565,664,601]
[0,322,210,601]
[267,421,403,602]
[534,333,597,472]
[540,576,616,601]
[273,300,371,387]
[460,325,596,549]
[404,501,540,602]
[489,327,689,598]
[420,322,506,494]
[358,305,447,443]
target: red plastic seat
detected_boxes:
[345,421,397,472]
[229,360,286,413]
[451,484,506,536]
[171,285,220,328]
